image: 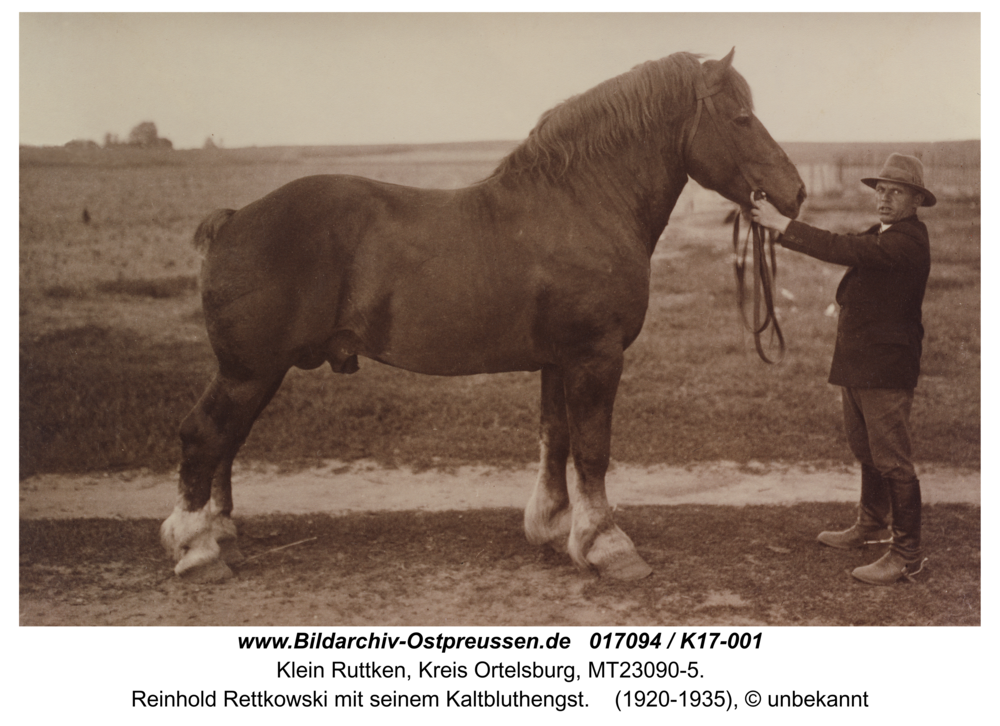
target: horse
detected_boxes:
[161,49,805,582]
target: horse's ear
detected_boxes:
[704,48,736,86]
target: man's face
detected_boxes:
[874,182,923,225]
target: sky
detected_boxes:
[19,12,982,149]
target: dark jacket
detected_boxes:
[780,215,930,389]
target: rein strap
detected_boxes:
[732,210,785,363]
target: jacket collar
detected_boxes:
[877,214,919,234]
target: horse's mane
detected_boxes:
[489,52,753,182]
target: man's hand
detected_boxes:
[747,193,792,234]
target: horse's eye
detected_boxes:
[734,114,752,128]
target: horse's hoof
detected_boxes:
[217,539,245,567]
[586,526,653,580]
[595,552,653,580]
[174,538,233,582]
[211,515,242,565]
[176,557,233,583]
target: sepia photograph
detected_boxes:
[19,11,980,634]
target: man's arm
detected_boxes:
[748,195,926,269]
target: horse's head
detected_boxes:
[684,49,805,219]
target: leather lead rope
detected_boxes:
[732,200,785,364]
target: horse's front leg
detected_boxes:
[563,354,652,580]
[525,365,573,552]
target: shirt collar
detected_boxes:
[878,214,918,234]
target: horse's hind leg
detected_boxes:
[525,365,573,552]
[208,450,246,568]
[562,354,651,580]
[160,370,284,581]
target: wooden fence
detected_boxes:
[797,162,979,200]
[672,139,980,215]
[786,140,980,200]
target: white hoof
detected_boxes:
[585,526,652,580]
[177,554,233,583]
[161,505,235,581]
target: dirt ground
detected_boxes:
[19,461,980,627]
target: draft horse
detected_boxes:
[162,49,805,582]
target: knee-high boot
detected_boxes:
[888,477,922,561]
[852,478,926,585]
[817,464,892,549]
[859,464,892,531]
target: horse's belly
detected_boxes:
[363,304,543,376]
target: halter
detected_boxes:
[684,73,785,364]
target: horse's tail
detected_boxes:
[193,209,236,255]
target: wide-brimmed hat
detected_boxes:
[861,153,936,207]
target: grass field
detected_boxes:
[19,145,980,477]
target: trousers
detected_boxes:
[840,387,922,560]
[841,387,915,481]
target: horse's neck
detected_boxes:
[486,133,691,256]
[577,147,691,255]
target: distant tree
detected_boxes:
[128,121,159,147]
[125,121,173,149]
[203,135,220,150]
[101,123,173,149]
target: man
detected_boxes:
[750,153,934,585]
